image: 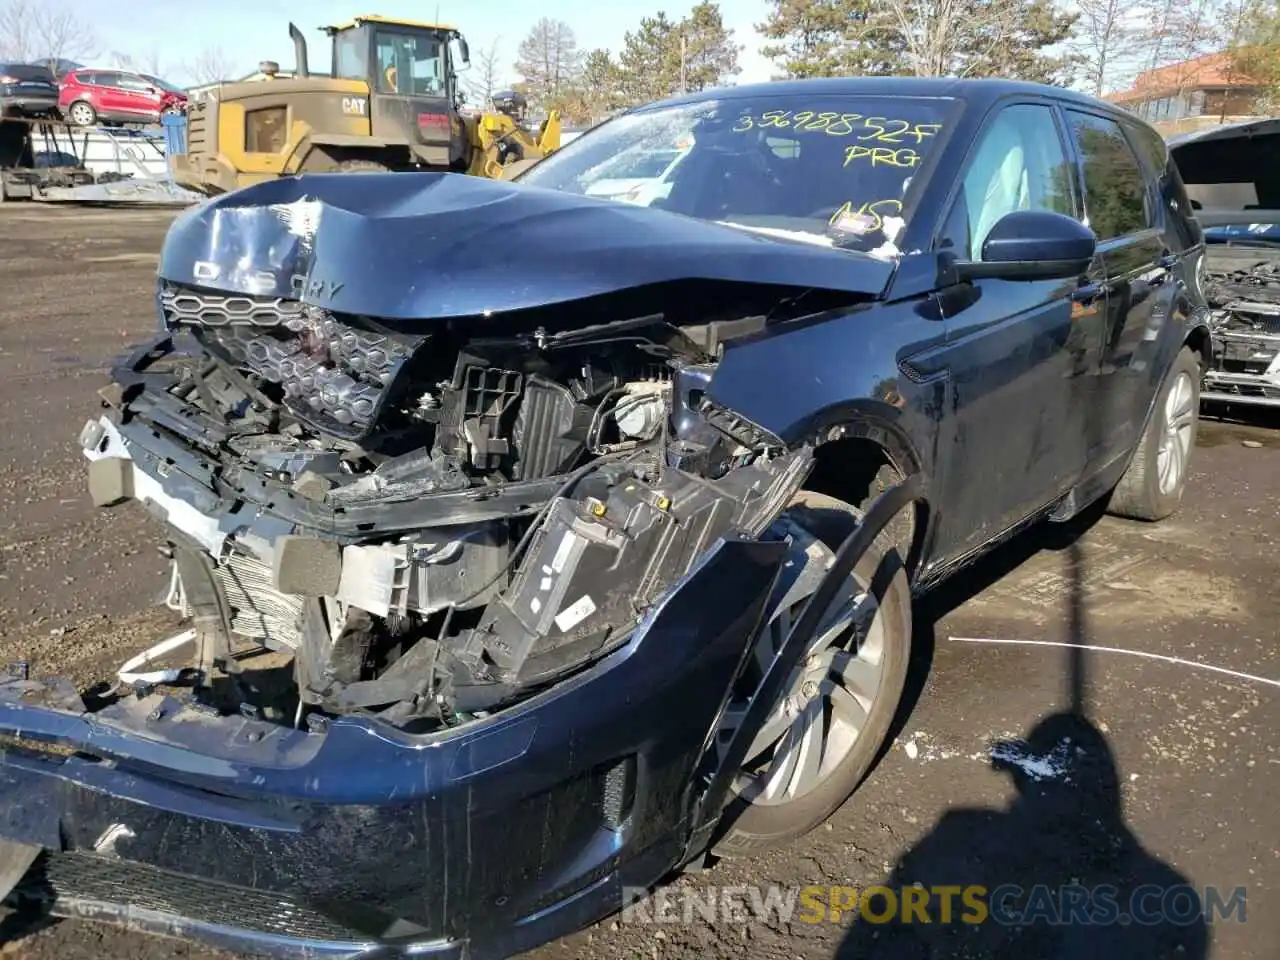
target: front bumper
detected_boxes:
[0,535,786,958]
[1202,329,1280,407]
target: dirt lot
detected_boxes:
[0,207,1276,960]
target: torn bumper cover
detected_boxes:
[0,537,789,958]
[0,173,906,955]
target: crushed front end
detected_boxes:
[1202,256,1280,408]
[0,176,896,957]
[80,282,807,728]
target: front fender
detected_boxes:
[704,304,945,477]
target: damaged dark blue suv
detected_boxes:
[0,76,1207,958]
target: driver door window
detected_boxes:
[944,104,1077,258]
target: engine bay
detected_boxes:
[82,283,814,732]
[1202,256,1280,406]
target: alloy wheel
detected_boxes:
[1156,370,1195,496]
[717,543,885,806]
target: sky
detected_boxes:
[63,0,778,87]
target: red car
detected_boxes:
[58,68,187,127]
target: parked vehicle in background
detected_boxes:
[57,68,188,127]
[0,77,1209,960]
[0,63,59,119]
[1168,118,1280,409]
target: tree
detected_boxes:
[1224,0,1280,111]
[0,0,98,67]
[757,0,863,78]
[464,38,503,106]
[614,4,742,107]
[577,49,627,116]
[617,13,681,105]
[1072,0,1142,95]
[676,1,743,92]
[759,0,1075,83]
[867,0,1079,83]
[186,45,240,86]
[1135,0,1226,80]
[514,17,582,110]
[112,45,167,79]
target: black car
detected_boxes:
[0,77,1207,958]
[0,62,59,119]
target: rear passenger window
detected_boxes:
[1066,111,1151,240]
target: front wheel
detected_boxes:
[1108,346,1200,521]
[713,491,912,856]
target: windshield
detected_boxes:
[0,63,55,83]
[520,94,955,250]
[599,150,682,180]
[374,29,446,96]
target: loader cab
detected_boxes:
[324,15,471,167]
[326,15,468,107]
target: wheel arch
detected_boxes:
[790,401,933,580]
[1184,321,1211,369]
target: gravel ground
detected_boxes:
[0,206,1276,960]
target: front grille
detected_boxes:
[17,851,359,944]
[160,283,424,438]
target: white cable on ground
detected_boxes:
[117,629,197,686]
[949,636,1280,690]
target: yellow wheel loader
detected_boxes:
[170,14,560,195]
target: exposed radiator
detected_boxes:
[217,551,305,651]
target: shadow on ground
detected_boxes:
[837,536,1211,960]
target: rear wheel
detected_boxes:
[1108,346,1200,521]
[713,491,912,856]
[67,100,97,126]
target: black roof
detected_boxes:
[637,76,1125,115]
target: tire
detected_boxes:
[1108,346,1200,522]
[67,100,97,127]
[713,490,912,856]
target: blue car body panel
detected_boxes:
[0,538,786,958]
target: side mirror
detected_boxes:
[458,38,471,67]
[956,210,1096,282]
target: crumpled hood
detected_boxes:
[158,172,895,320]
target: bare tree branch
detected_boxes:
[1074,0,1142,94]
[876,0,1020,77]
[112,44,168,79]
[464,38,503,105]
[186,45,241,86]
[514,18,582,110]
[0,0,98,66]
